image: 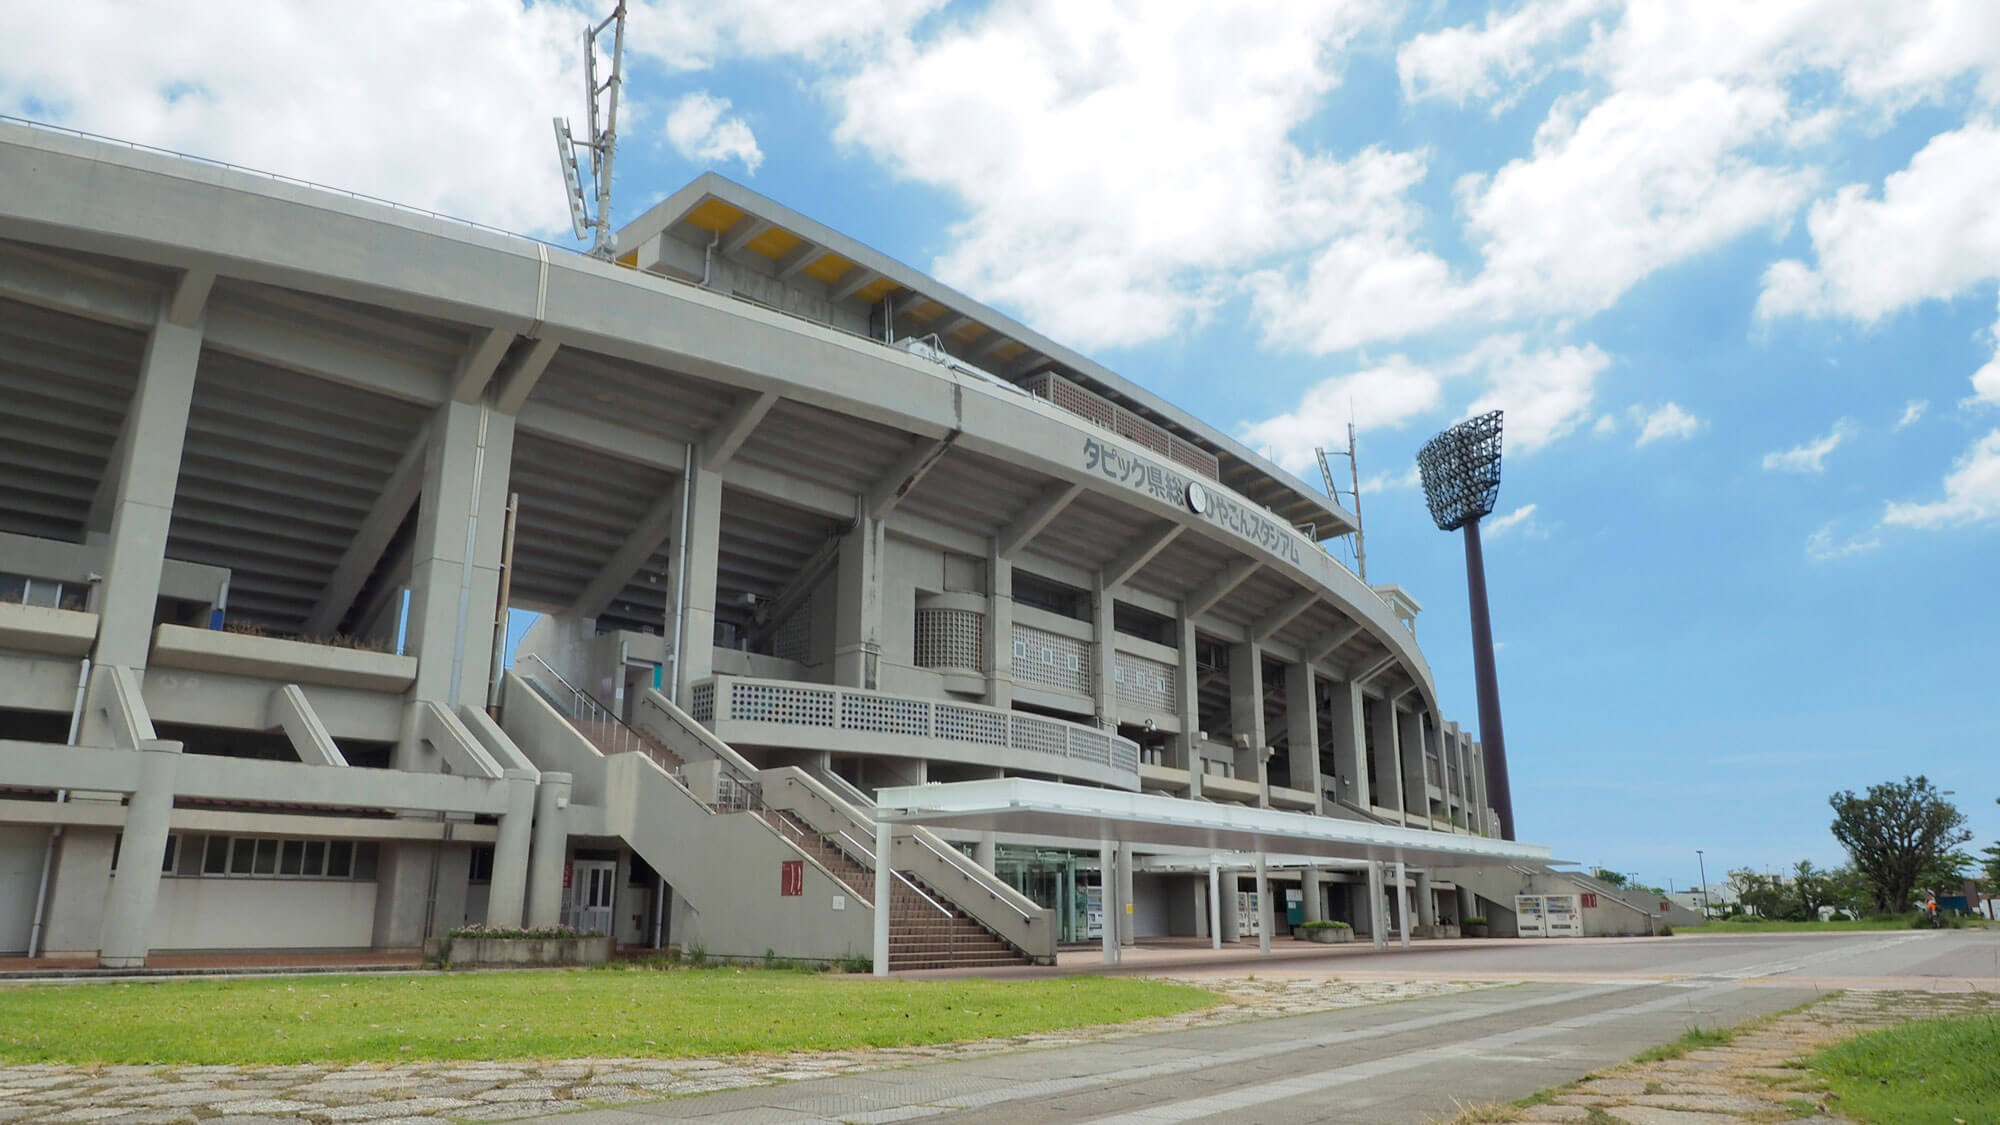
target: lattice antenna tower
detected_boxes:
[1314,420,1367,582]
[553,3,629,259]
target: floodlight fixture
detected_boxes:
[1414,409,1516,841]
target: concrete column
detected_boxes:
[524,771,571,928]
[92,303,203,670]
[1366,861,1386,949]
[97,742,182,968]
[873,820,893,976]
[484,770,536,928]
[1227,642,1265,797]
[1303,867,1326,923]
[973,832,996,871]
[1395,858,1411,948]
[1467,738,1490,834]
[1176,607,1202,796]
[1370,696,1404,816]
[1116,842,1135,946]
[1254,852,1271,956]
[985,544,1012,708]
[1092,574,1117,726]
[666,462,723,702]
[1206,855,1221,950]
[833,515,884,689]
[1415,870,1437,933]
[1099,841,1117,965]
[1397,707,1427,824]
[407,401,516,708]
[1283,662,1319,797]
[1328,680,1370,811]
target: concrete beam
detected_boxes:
[266,684,348,767]
[166,268,214,329]
[1102,522,1182,590]
[700,390,778,473]
[412,700,504,780]
[1252,589,1318,644]
[203,303,446,405]
[969,331,1014,361]
[1353,651,1400,686]
[773,242,821,280]
[492,337,560,414]
[996,481,1083,557]
[752,532,844,645]
[0,242,155,327]
[828,267,881,304]
[516,401,688,470]
[719,217,772,256]
[933,314,975,339]
[570,488,680,620]
[864,433,957,521]
[303,417,431,636]
[1307,622,1366,664]
[1186,558,1263,619]
[450,326,514,404]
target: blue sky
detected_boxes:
[11,0,1998,890]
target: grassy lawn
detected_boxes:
[0,967,1220,1065]
[1683,915,1943,933]
[1809,1011,2000,1124]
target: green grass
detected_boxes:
[1631,1024,1735,1062]
[0,967,1220,1065]
[1684,915,1932,933]
[1808,1011,2000,1125]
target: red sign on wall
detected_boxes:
[780,859,804,897]
[563,861,573,890]
[1580,892,1598,908]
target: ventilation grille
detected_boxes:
[914,606,985,674]
[1012,624,1091,696]
[1113,652,1176,712]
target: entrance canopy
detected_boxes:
[876,778,1551,868]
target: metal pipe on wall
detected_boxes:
[25,656,90,958]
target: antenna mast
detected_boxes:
[1314,421,1367,582]
[553,3,629,259]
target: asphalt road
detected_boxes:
[525,928,2000,1125]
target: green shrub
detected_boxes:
[1462,916,1487,926]
[1298,920,1352,931]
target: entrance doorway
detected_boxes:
[568,860,616,936]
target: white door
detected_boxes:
[1545,894,1583,938]
[1514,894,1548,937]
[569,861,616,937]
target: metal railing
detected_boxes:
[909,831,1033,925]
[515,654,679,774]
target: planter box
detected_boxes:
[1462,923,1489,938]
[1302,927,1353,943]
[436,935,614,967]
[150,624,417,692]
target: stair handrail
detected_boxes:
[907,831,1033,925]
[893,868,952,917]
[808,764,876,811]
[515,653,676,771]
[635,687,763,793]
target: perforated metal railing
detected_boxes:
[700,675,1142,786]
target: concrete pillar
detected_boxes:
[1115,842,1136,946]
[524,771,572,928]
[1328,680,1369,811]
[1395,858,1411,948]
[985,545,1012,709]
[666,462,723,702]
[1283,662,1319,797]
[1366,861,1386,949]
[1206,855,1221,950]
[1467,738,1490,834]
[1254,852,1271,956]
[1415,870,1437,933]
[96,741,181,967]
[1397,707,1427,823]
[484,770,536,928]
[974,832,996,871]
[1092,574,1117,726]
[1303,867,1326,923]
[1370,696,1404,816]
[92,302,203,670]
[1219,868,1241,943]
[873,820,893,976]
[1227,642,1265,800]
[833,515,883,689]
[1099,841,1117,965]
[1176,607,1202,796]
[407,401,516,708]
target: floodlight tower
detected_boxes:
[1415,410,1516,841]
[553,3,629,259]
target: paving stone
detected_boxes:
[320,1098,476,1122]
[1579,1078,1648,1095]
[1627,1093,1781,1112]
[1602,1109,1742,1125]
[1515,1109,1592,1123]
[98,1113,198,1125]
[40,1111,135,1123]
[456,1102,576,1122]
[217,1100,323,1115]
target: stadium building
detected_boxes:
[0,120,1570,970]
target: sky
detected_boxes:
[8,0,1998,892]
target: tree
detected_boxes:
[1983,842,2000,887]
[1729,868,1788,918]
[1828,776,1972,913]
[1792,860,1836,920]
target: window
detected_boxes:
[160,835,178,873]
[468,845,495,885]
[326,841,354,879]
[279,840,305,876]
[165,834,378,881]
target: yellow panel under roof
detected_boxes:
[803,253,853,283]
[904,299,948,323]
[685,197,745,233]
[747,226,801,259]
[855,276,901,305]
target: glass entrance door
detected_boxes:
[569,861,616,936]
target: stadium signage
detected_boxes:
[1081,436,1303,566]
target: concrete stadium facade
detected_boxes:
[0,121,1555,969]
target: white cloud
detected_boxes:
[832,0,1394,350]
[0,1,593,237]
[1632,402,1703,446]
[1882,428,2000,527]
[1973,299,2000,408]
[1895,399,1929,429]
[1805,522,1882,560]
[1236,356,1443,475]
[1762,419,1855,472]
[1592,414,1619,436]
[1360,466,1423,493]
[1484,502,1543,540]
[664,92,763,173]
[1757,121,2000,322]
[1463,336,1613,453]
[1397,0,1611,108]
[627,0,946,70]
